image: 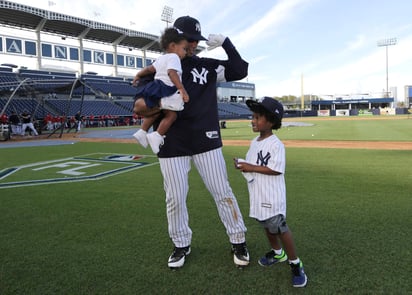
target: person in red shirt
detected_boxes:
[89,114,95,127]
[44,113,53,130]
[0,113,8,124]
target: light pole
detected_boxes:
[377,38,397,98]
[161,6,174,28]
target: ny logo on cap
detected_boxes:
[195,23,201,32]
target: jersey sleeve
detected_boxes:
[218,38,249,82]
[267,141,285,174]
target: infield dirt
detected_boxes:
[6,116,412,150]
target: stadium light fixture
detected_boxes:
[161,6,174,27]
[377,38,397,98]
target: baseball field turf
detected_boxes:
[1,116,411,294]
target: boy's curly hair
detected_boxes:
[254,105,282,130]
[160,28,187,51]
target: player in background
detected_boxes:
[75,111,82,132]
[132,28,189,154]
[20,109,38,136]
[234,97,308,288]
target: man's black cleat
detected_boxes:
[231,242,250,267]
[168,246,191,269]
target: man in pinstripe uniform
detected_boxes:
[151,16,249,269]
[234,97,307,287]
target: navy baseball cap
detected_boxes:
[246,97,284,120]
[173,16,207,41]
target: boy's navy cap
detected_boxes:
[173,16,207,41]
[246,97,284,120]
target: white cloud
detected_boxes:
[232,0,314,48]
[7,0,412,102]
[344,34,366,52]
[249,55,270,65]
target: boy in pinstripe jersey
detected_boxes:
[235,97,308,288]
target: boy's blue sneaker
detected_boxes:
[290,261,308,288]
[258,249,288,266]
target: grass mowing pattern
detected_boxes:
[222,116,412,141]
[1,118,411,294]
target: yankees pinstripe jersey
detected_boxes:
[157,38,248,158]
[245,134,287,221]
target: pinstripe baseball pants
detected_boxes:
[159,148,247,247]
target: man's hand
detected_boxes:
[206,34,226,50]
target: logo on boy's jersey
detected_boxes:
[191,68,208,84]
[256,150,271,166]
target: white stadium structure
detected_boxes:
[0,0,410,141]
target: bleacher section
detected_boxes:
[45,99,132,116]
[115,100,135,112]
[0,69,137,118]
[1,98,251,119]
[218,102,251,119]
[81,75,137,97]
[19,69,76,94]
[1,69,252,120]
[0,68,20,93]
[0,97,50,118]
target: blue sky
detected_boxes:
[12,0,412,101]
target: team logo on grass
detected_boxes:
[0,153,158,189]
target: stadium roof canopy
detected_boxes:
[0,0,165,52]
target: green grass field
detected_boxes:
[1,117,411,294]
[221,115,412,141]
